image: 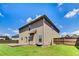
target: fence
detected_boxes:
[0,40,18,43]
[54,38,79,46]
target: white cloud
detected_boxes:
[35,15,41,19]
[8,28,19,34]
[26,17,33,23]
[59,25,63,28]
[26,15,41,23]
[60,32,72,37]
[4,33,10,36]
[61,30,79,36]
[8,28,12,31]
[71,30,79,35]
[0,33,10,37]
[0,28,19,37]
[13,30,19,34]
[55,23,63,29]
[0,13,4,17]
[64,8,79,18]
[57,3,63,7]
[61,32,68,35]
[19,19,25,23]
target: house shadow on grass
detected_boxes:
[75,38,79,50]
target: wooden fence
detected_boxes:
[0,40,18,43]
[54,38,79,46]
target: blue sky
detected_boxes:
[0,3,79,36]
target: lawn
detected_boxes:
[0,44,79,56]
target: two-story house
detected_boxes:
[19,15,60,46]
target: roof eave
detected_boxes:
[19,15,60,33]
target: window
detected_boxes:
[29,34,34,41]
[29,25,31,31]
[39,35,42,42]
[25,37,27,39]
[25,37,27,42]
[29,36,33,41]
[21,37,23,40]
[29,28,30,31]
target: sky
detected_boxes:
[0,3,79,36]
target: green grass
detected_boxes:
[0,44,79,56]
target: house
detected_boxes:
[19,15,60,46]
[0,36,10,40]
[12,34,19,40]
[0,35,18,43]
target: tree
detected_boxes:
[65,34,70,38]
[71,34,78,38]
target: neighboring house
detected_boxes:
[12,34,19,40]
[0,36,10,40]
[19,15,60,46]
[0,36,18,43]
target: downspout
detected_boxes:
[43,18,45,45]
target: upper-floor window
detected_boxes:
[29,25,31,31]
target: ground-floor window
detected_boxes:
[29,33,34,41]
[21,37,23,40]
[25,37,27,42]
[39,35,42,42]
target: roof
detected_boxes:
[19,15,60,33]
[0,36,9,38]
[12,34,19,38]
